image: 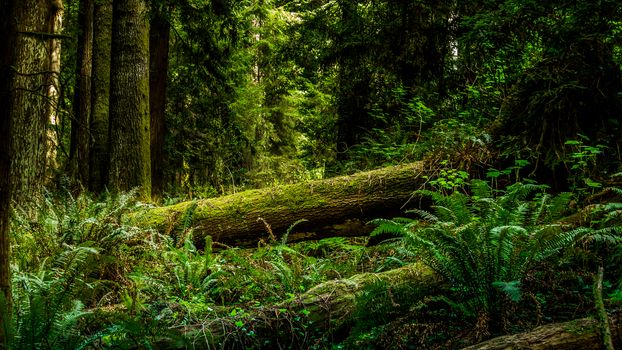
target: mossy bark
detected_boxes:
[89,0,112,191]
[44,1,63,178]
[463,311,622,350]
[70,0,93,187]
[132,162,428,247]
[108,0,151,199]
[0,1,17,345]
[9,0,56,202]
[149,4,170,197]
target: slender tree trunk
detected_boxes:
[44,1,63,179]
[0,0,17,345]
[70,0,93,187]
[89,0,112,192]
[149,5,170,197]
[336,0,369,157]
[10,1,55,202]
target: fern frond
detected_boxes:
[470,179,492,199]
[580,226,622,245]
[546,192,574,221]
[369,219,412,237]
[432,205,459,223]
[492,280,522,302]
[604,187,622,196]
[281,218,309,244]
[406,209,439,223]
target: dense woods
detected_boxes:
[0,0,621,348]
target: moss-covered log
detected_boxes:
[462,310,622,350]
[133,162,427,247]
[148,263,439,349]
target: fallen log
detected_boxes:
[132,162,428,247]
[462,310,622,350]
[159,263,439,349]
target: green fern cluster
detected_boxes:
[8,189,168,349]
[371,180,596,333]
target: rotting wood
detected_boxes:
[462,310,622,350]
[131,162,429,248]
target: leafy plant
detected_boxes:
[371,180,586,334]
[423,160,470,194]
[9,189,170,348]
[564,136,606,193]
[9,245,96,349]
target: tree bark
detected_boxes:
[89,0,112,192]
[44,0,63,179]
[70,0,94,187]
[594,266,615,350]
[149,5,170,198]
[0,0,17,345]
[108,0,151,199]
[9,0,56,202]
[133,162,428,247]
[462,311,622,350]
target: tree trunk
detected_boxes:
[133,162,428,247]
[70,0,94,187]
[462,311,622,350]
[9,0,56,202]
[0,0,17,345]
[44,0,63,179]
[149,5,170,198]
[336,1,369,156]
[89,0,112,192]
[108,0,151,199]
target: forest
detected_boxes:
[0,0,621,348]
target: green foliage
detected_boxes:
[10,247,95,349]
[371,180,587,333]
[423,161,470,194]
[564,136,606,192]
[9,190,170,349]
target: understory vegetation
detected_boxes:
[6,174,622,348]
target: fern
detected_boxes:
[10,243,98,349]
[9,189,170,348]
[370,180,595,333]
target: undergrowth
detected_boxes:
[7,189,415,349]
[4,181,621,349]
[363,180,622,344]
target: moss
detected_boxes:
[129,162,426,245]
[563,319,598,335]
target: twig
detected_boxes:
[594,266,615,350]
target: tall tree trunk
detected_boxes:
[108,0,151,199]
[89,0,112,192]
[0,0,57,343]
[0,0,17,345]
[44,1,63,179]
[149,5,170,197]
[336,0,369,157]
[70,0,93,187]
[10,1,55,202]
